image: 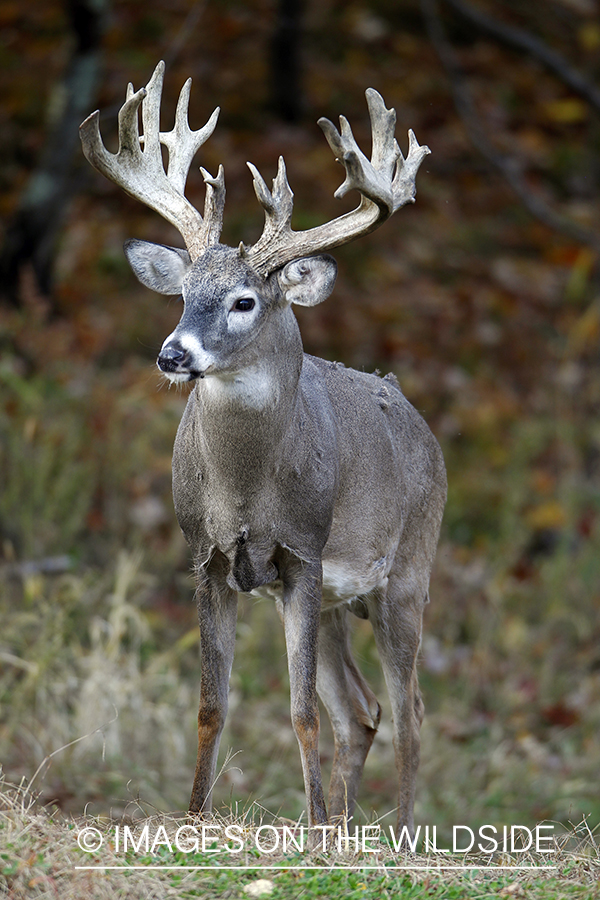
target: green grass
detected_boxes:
[1,777,599,899]
[1,342,600,828]
[1,279,600,894]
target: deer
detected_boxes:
[79,61,447,838]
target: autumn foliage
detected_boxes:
[1,0,599,833]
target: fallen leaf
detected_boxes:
[243,879,275,897]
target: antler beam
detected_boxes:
[80,65,429,274]
[79,61,223,261]
[246,89,430,275]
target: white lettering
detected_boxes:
[255,825,280,854]
[336,826,360,853]
[175,825,200,853]
[122,824,150,854]
[282,826,304,853]
[477,825,498,853]
[224,824,244,853]
[535,825,555,853]
[150,825,172,854]
[313,825,335,851]
[362,825,380,853]
[511,826,533,853]
[453,826,474,853]
[388,825,421,853]
[201,825,222,853]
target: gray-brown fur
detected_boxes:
[79,64,447,836]
[123,241,446,833]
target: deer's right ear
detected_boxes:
[124,239,192,295]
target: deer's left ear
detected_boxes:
[278,255,337,307]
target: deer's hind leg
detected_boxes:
[367,564,427,838]
[316,606,381,823]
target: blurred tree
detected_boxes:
[269,0,304,121]
[422,0,600,253]
[0,0,108,310]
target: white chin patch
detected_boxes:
[158,367,195,384]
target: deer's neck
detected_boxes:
[192,315,304,473]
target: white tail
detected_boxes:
[80,62,446,836]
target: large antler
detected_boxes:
[79,61,223,261]
[246,89,430,275]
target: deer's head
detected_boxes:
[124,241,337,382]
[80,62,430,383]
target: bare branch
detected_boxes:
[421,0,600,252]
[443,0,600,116]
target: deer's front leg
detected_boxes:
[189,555,238,815]
[280,557,327,828]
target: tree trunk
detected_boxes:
[270,0,304,123]
[0,0,107,309]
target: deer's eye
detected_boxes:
[232,297,255,312]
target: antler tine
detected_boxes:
[392,129,431,211]
[140,61,163,161]
[200,164,226,247]
[80,61,222,261]
[320,110,392,215]
[365,88,399,181]
[158,78,221,197]
[246,89,430,276]
[246,157,294,247]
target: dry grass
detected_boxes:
[1,246,600,893]
[1,774,599,899]
[1,537,599,835]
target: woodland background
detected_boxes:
[1,0,599,840]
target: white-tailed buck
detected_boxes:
[80,62,446,835]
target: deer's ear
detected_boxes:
[124,239,192,295]
[278,255,337,307]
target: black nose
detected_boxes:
[157,342,189,372]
